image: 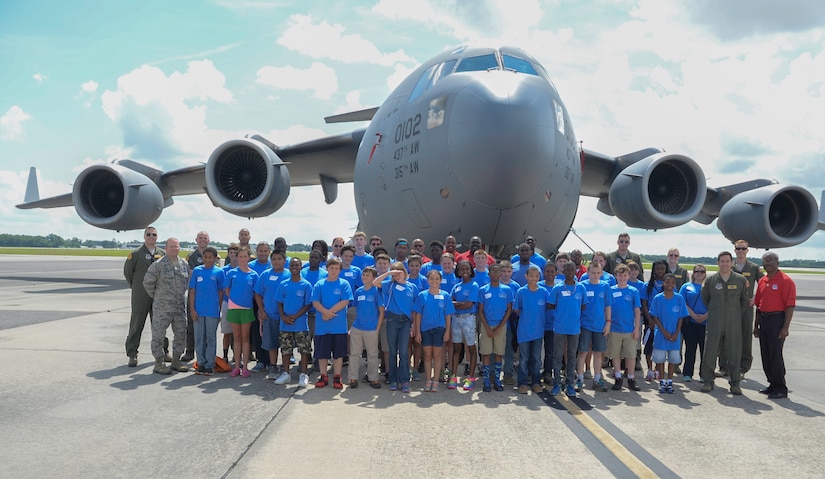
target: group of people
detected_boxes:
[123,229,796,400]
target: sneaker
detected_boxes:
[411,370,422,381]
[667,382,675,394]
[683,375,692,382]
[659,380,667,394]
[504,374,515,385]
[464,364,470,376]
[462,378,475,391]
[448,376,459,389]
[518,385,529,394]
[482,382,491,393]
[265,366,278,380]
[575,379,583,392]
[701,382,714,393]
[730,384,742,395]
[593,379,608,392]
[333,375,343,390]
[550,384,562,396]
[180,352,194,362]
[627,378,640,391]
[566,384,577,397]
[298,373,309,387]
[315,374,329,388]
[241,368,251,378]
[430,382,439,392]
[204,367,214,376]
[274,372,291,385]
[290,356,297,364]
[532,383,543,394]
[653,370,660,381]
[194,364,205,375]
[612,377,624,390]
[584,371,593,380]
[230,367,241,377]
[389,382,398,391]
[127,355,138,368]
[251,362,266,373]
[645,370,654,381]
[401,383,411,393]
[494,379,504,392]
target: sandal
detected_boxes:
[349,379,359,388]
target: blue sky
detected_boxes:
[2,0,824,259]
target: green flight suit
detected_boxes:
[124,245,165,357]
[700,271,748,386]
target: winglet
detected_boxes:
[819,191,825,230]
[324,107,379,124]
[24,167,40,203]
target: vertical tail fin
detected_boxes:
[24,167,40,203]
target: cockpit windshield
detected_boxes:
[502,55,539,76]
[454,54,499,73]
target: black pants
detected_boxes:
[758,312,787,394]
[681,321,706,377]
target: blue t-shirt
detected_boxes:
[580,280,612,332]
[610,285,641,334]
[474,270,490,287]
[650,292,689,350]
[311,278,353,335]
[479,284,514,328]
[451,280,480,314]
[510,253,547,270]
[629,280,648,302]
[420,262,442,276]
[440,272,459,293]
[301,267,328,312]
[511,261,543,287]
[340,265,363,298]
[254,267,289,319]
[679,282,708,324]
[225,268,259,309]
[353,286,383,331]
[189,265,225,317]
[276,278,313,332]
[382,280,418,317]
[351,253,375,270]
[413,290,455,331]
[250,259,271,275]
[515,286,552,342]
[548,282,588,335]
[580,271,617,287]
[645,280,664,304]
[538,282,556,331]
[407,274,427,293]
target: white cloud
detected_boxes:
[33,73,46,84]
[256,62,338,99]
[0,106,32,140]
[277,14,416,66]
[99,60,234,163]
[81,80,98,93]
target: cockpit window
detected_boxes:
[502,55,539,76]
[435,59,457,82]
[408,64,437,103]
[455,54,499,73]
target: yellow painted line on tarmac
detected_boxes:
[557,395,658,479]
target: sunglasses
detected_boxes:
[694,270,706,273]
[618,240,629,244]
[735,247,748,251]
[145,233,157,237]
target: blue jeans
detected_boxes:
[554,333,580,386]
[542,330,555,378]
[503,313,518,375]
[517,338,543,386]
[386,312,411,384]
[194,315,220,369]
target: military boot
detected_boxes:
[170,358,190,373]
[153,358,172,375]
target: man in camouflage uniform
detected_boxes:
[143,237,191,375]
[182,231,215,362]
[124,226,166,367]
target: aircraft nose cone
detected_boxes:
[447,72,557,208]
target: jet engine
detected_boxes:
[607,153,707,229]
[717,184,819,248]
[72,164,163,230]
[205,138,291,217]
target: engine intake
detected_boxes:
[717,184,819,248]
[72,164,163,230]
[607,153,706,229]
[205,138,291,217]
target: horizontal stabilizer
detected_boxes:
[324,107,379,124]
[16,167,74,209]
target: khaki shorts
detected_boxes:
[478,326,506,356]
[607,332,636,360]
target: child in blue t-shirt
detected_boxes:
[514,266,552,394]
[188,247,225,375]
[348,267,384,389]
[576,261,612,392]
[449,261,481,391]
[374,262,418,393]
[649,273,688,393]
[413,270,455,392]
[608,264,642,391]
[275,258,313,387]
[548,262,588,397]
[224,246,260,378]
[478,264,513,392]
[311,258,354,390]
[253,250,289,379]
[539,262,560,384]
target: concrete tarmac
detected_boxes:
[0,256,823,478]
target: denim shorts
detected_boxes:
[578,328,607,353]
[421,327,446,347]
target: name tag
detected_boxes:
[613,292,623,298]
[455,286,462,292]
[357,295,366,301]
[743,272,751,277]
[561,291,571,297]
[485,292,492,299]
[197,276,204,282]
[671,306,680,313]
[674,275,682,279]
[395,284,406,292]
[538,300,545,305]
[727,285,738,290]
[435,294,444,300]
[344,272,353,277]
[586,291,594,297]
[269,275,279,281]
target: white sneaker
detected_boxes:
[298,373,309,387]
[265,366,278,380]
[275,372,291,385]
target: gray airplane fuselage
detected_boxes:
[354,46,580,257]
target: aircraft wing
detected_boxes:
[580,147,822,248]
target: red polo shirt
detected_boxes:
[754,270,796,313]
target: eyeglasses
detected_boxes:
[145,233,157,237]
[735,247,748,251]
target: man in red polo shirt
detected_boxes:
[753,251,796,399]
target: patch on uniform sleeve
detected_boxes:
[127,253,133,260]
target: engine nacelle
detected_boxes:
[717,184,819,248]
[205,138,291,217]
[72,164,163,230]
[607,153,707,229]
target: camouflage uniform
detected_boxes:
[143,255,190,360]
[124,245,165,357]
